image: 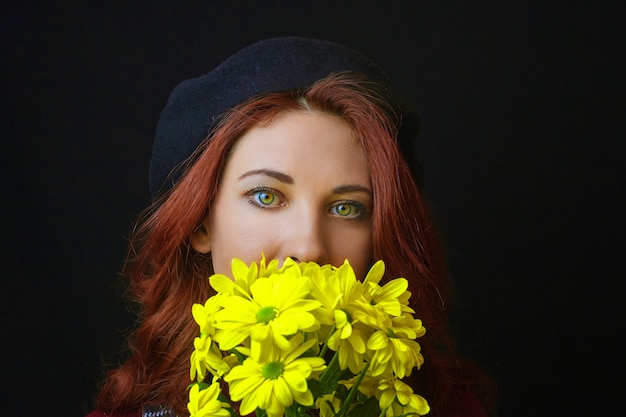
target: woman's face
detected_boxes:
[191,110,374,279]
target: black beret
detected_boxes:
[149,36,421,199]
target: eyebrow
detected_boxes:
[333,184,372,196]
[238,169,294,184]
[238,169,372,196]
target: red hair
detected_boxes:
[96,73,495,416]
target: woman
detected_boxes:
[88,37,496,417]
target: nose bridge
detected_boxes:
[284,203,327,264]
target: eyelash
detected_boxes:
[244,186,368,220]
[330,201,367,220]
[245,186,283,208]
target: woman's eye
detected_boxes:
[255,191,275,205]
[330,202,364,219]
[246,188,281,208]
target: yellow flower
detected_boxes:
[299,261,338,324]
[190,256,431,417]
[361,259,386,286]
[224,334,326,417]
[366,323,425,378]
[190,333,210,381]
[307,260,365,320]
[315,392,343,417]
[210,255,282,300]
[209,258,257,300]
[192,295,224,336]
[187,382,231,417]
[191,297,235,381]
[357,276,410,322]
[213,258,321,361]
[310,260,371,372]
[190,334,235,381]
[326,318,370,374]
[356,374,429,417]
[378,375,430,417]
[258,253,281,277]
[349,272,426,378]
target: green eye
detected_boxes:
[254,191,276,206]
[331,202,365,219]
[246,187,283,209]
[334,203,353,216]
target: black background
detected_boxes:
[2,1,624,416]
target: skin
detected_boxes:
[190,109,374,279]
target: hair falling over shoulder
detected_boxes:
[96,73,496,417]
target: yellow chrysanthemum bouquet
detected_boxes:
[187,256,430,417]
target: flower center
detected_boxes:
[262,361,284,379]
[256,306,278,323]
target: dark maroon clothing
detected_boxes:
[85,410,140,417]
[85,384,490,417]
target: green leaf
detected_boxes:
[347,396,380,417]
[186,381,211,391]
[308,378,335,398]
[230,348,248,363]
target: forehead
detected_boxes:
[223,110,371,184]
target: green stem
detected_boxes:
[320,350,340,387]
[318,325,337,358]
[335,361,370,417]
[218,393,239,417]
